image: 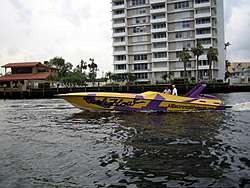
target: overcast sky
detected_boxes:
[0,0,249,77]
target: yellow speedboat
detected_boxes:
[56,82,228,111]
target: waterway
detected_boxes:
[0,92,250,187]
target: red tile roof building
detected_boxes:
[0,62,59,88]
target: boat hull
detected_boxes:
[57,91,226,111]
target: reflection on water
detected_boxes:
[0,93,250,187]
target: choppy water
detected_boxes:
[0,92,250,188]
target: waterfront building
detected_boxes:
[111,0,225,83]
[0,62,59,89]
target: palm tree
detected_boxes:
[77,60,87,86]
[179,47,192,84]
[127,73,136,84]
[105,71,113,83]
[191,42,204,82]
[88,58,98,86]
[207,47,218,81]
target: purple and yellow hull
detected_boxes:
[57,91,226,111]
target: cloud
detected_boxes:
[226,2,250,61]
[9,0,32,23]
[51,0,91,27]
[7,46,20,56]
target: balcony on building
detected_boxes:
[151,16,167,24]
[195,8,211,18]
[151,25,167,33]
[113,60,127,65]
[152,67,168,72]
[113,22,126,28]
[113,69,127,74]
[151,37,167,43]
[150,0,166,4]
[152,57,168,62]
[150,4,166,14]
[112,31,126,37]
[112,4,125,10]
[195,22,212,28]
[194,0,211,8]
[196,33,212,39]
[112,10,125,19]
[152,47,168,53]
[113,41,126,47]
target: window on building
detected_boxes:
[196,8,210,14]
[175,31,192,39]
[115,46,126,52]
[175,21,190,29]
[133,26,147,33]
[117,55,126,61]
[134,63,148,70]
[134,54,147,61]
[199,60,209,66]
[153,14,166,20]
[135,73,148,79]
[153,32,166,39]
[133,8,146,16]
[134,16,148,24]
[176,51,181,58]
[114,37,125,42]
[175,11,191,20]
[196,18,210,24]
[153,23,166,29]
[198,38,211,45]
[114,19,125,24]
[196,28,211,35]
[115,1,124,6]
[133,35,148,43]
[116,64,126,70]
[133,45,148,52]
[115,10,124,15]
[152,4,165,10]
[176,41,193,49]
[182,21,190,28]
[174,1,189,9]
[116,28,125,33]
[183,41,193,48]
[153,42,167,48]
[132,0,146,6]
[180,71,192,77]
[195,0,210,4]
[154,52,167,58]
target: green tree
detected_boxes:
[192,42,204,82]
[110,74,121,83]
[162,72,174,82]
[207,47,218,81]
[49,56,65,69]
[77,60,87,86]
[127,73,136,83]
[179,47,192,83]
[105,71,113,83]
[88,58,98,86]
[59,62,73,78]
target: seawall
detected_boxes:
[1,83,250,99]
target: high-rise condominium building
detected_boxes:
[111,0,225,83]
